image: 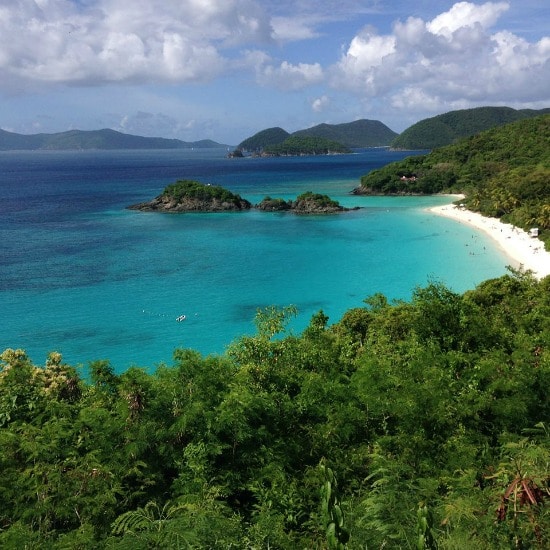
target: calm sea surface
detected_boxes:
[0,148,510,372]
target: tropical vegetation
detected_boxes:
[1,270,549,548]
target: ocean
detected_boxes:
[0,148,510,372]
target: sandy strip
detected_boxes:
[429,200,550,279]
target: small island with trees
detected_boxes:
[258,191,358,214]
[129,181,358,215]
[127,180,252,212]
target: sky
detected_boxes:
[0,0,548,145]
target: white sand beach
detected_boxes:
[429,200,550,279]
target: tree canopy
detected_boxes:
[1,270,549,548]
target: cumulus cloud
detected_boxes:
[427,1,509,37]
[271,16,321,42]
[1,0,548,140]
[257,61,324,91]
[311,95,331,112]
[0,0,272,87]
[331,1,550,114]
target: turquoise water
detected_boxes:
[0,149,510,371]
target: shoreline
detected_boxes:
[428,201,550,279]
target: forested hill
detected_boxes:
[292,119,398,147]
[237,127,290,151]
[261,135,351,156]
[238,119,397,150]
[0,128,227,150]
[391,106,550,150]
[358,114,550,246]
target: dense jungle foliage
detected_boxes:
[391,106,550,150]
[1,270,549,548]
[360,115,550,248]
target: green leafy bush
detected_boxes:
[1,271,549,547]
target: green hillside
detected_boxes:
[292,119,398,147]
[238,119,397,151]
[0,128,226,150]
[358,115,550,246]
[263,135,351,156]
[392,106,550,150]
[238,127,290,151]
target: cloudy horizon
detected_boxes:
[0,0,548,144]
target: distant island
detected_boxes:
[0,128,228,151]
[236,119,398,153]
[129,180,357,214]
[4,106,549,152]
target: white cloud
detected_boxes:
[257,61,324,91]
[0,0,271,87]
[311,95,331,112]
[271,16,321,42]
[427,1,509,37]
[0,1,548,142]
[332,1,550,111]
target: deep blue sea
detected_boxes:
[0,148,510,372]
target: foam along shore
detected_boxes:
[429,201,550,279]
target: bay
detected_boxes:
[0,148,510,372]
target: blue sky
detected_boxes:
[0,0,548,144]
